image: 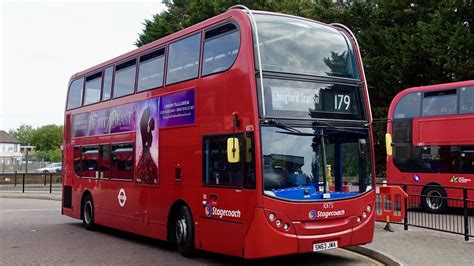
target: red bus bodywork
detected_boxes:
[62,9,375,258]
[387,80,474,211]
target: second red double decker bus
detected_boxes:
[62,6,376,258]
[386,80,474,213]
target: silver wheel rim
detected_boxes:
[176,218,187,245]
[84,201,93,224]
[426,190,442,210]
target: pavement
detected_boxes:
[1,190,473,265]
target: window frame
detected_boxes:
[66,77,85,110]
[459,86,474,114]
[101,66,114,102]
[201,20,241,78]
[80,144,101,179]
[112,58,138,99]
[166,32,202,86]
[202,133,245,189]
[110,142,135,182]
[421,88,458,117]
[83,71,103,106]
[137,47,166,93]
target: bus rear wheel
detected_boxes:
[82,194,95,230]
[175,205,194,257]
[422,186,447,214]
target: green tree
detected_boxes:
[36,149,62,162]
[8,124,35,145]
[31,125,63,152]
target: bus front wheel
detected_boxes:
[82,194,95,230]
[175,205,195,257]
[421,186,447,213]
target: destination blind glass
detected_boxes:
[258,78,363,120]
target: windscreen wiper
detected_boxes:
[263,119,301,133]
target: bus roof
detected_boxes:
[388,80,474,118]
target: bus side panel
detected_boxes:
[413,116,474,146]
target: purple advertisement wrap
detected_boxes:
[72,103,137,138]
[135,98,159,185]
[72,113,89,138]
[72,89,195,138]
[159,90,195,128]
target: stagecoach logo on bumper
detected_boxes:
[450,176,471,183]
[204,204,241,219]
[309,209,345,220]
[118,188,127,207]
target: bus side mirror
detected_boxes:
[358,139,367,159]
[385,133,393,156]
[227,138,240,163]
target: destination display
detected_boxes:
[261,78,362,120]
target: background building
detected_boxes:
[0,130,23,167]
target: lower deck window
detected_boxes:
[111,143,134,180]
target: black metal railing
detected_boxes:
[377,182,474,241]
[0,172,62,193]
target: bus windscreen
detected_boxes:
[254,14,360,80]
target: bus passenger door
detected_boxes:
[199,135,246,257]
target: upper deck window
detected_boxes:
[422,89,457,117]
[138,48,165,92]
[102,67,113,101]
[460,86,474,114]
[254,14,360,79]
[84,72,102,105]
[394,92,422,119]
[202,23,240,76]
[113,59,137,98]
[66,78,84,110]
[166,33,201,85]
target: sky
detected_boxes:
[0,0,166,131]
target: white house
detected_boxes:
[0,130,23,165]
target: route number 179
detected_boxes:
[334,94,351,110]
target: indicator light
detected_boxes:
[357,216,361,223]
[362,212,367,218]
[283,224,289,231]
[367,205,371,212]
[275,219,282,227]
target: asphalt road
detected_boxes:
[0,198,380,265]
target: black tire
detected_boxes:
[43,170,49,174]
[421,185,447,213]
[82,194,95,230]
[174,205,195,257]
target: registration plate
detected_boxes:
[313,241,338,252]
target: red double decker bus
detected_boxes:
[62,6,376,258]
[386,80,474,213]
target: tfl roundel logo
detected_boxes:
[309,210,317,220]
[414,174,420,182]
[205,204,213,217]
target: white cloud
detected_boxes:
[1,1,165,131]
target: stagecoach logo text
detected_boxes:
[118,188,127,207]
[204,204,241,219]
[309,209,345,220]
